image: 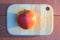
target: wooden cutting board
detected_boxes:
[7,4,53,36]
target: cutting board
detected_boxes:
[7,4,53,36]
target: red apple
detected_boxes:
[17,9,37,29]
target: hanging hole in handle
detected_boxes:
[46,7,50,11]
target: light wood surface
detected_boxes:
[0,0,60,40]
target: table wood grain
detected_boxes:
[0,0,60,40]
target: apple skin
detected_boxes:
[17,10,37,29]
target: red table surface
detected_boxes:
[0,0,60,40]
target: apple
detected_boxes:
[17,9,37,29]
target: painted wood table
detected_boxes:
[0,0,60,40]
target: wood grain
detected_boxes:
[0,0,60,15]
[0,0,43,4]
[0,4,10,16]
[0,16,60,40]
[0,0,60,40]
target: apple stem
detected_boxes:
[23,9,27,14]
[19,9,28,14]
